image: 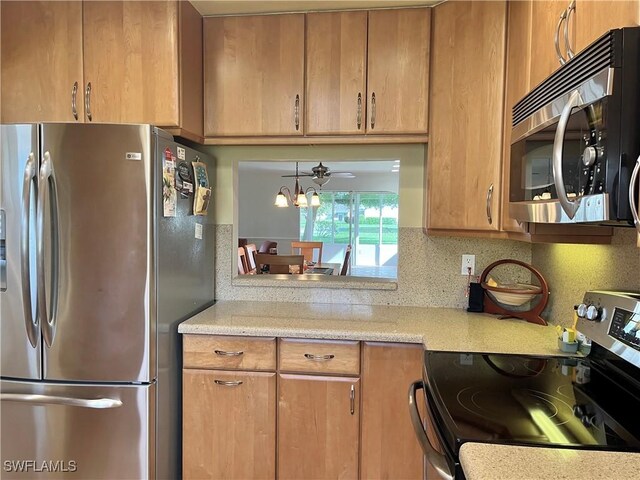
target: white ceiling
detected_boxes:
[190,0,439,16]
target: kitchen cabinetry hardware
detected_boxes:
[357,93,362,130]
[486,184,494,225]
[71,82,78,120]
[214,349,244,357]
[21,153,38,348]
[349,384,355,414]
[214,380,243,386]
[408,381,454,480]
[630,154,640,235]
[553,90,582,219]
[565,0,576,59]
[304,353,335,361]
[294,94,300,131]
[84,82,92,121]
[554,8,568,65]
[1,393,123,409]
[370,92,376,129]
[37,152,59,348]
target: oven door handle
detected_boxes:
[552,89,582,219]
[409,381,454,480]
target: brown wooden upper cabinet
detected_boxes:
[305,11,368,135]
[305,8,430,136]
[366,8,430,135]
[574,0,639,52]
[1,1,202,137]
[529,0,639,89]
[426,0,507,233]
[203,14,305,137]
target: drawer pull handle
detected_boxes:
[214,349,244,356]
[214,380,243,386]
[350,385,355,415]
[304,353,335,361]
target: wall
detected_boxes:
[532,229,640,326]
[202,144,534,308]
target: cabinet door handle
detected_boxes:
[294,94,300,131]
[554,9,568,66]
[85,82,92,122]
[214,380,243,386]
[629,154,640,236]
[370,92,376,129]
[304,353,335,361]
[71,82,78,121]
[565,0,576,60]
[356,92,362,130]
[486,183,494,225]
[349,384,355,415]
[214,349,244,357]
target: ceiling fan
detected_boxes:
[282,162,355,186]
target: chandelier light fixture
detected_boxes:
[274,162,321,208]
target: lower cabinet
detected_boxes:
[182,335,426,479]
[278,374,360,479]
[360,342,425,479]
[182,369,276,479]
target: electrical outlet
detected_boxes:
[461,254,476,275]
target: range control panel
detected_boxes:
[609,308,640,350]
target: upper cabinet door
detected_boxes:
[529,0,573,89]
[574,0,639,53]
[204,14,305,137]
[366,9,430,135]
[305,11,367,135]
[502,0,532,234]
[0,1,83,123]
[427,0,507,232]
[82,1,180,125]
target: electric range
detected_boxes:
[409,291,640,480]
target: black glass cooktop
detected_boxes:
[424,350,640,455]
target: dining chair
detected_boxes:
[238,247,249,275]
[340,245,352,276]
[255,254,304,274]
[244,243,258,274]
[291,241,323,264]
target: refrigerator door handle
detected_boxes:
[1,393,122,409]
[21,153,39,348]
[37,152,60,348]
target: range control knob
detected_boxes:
[582,146,603,167]
[572,405,585,417]
[581,413,597,427]
[576,303,588,318]
[586,305,601,322]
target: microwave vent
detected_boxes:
[512,29,621,127]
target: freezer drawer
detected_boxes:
[0,379,155,479]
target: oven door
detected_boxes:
[509,94,612,224]
[409,381,458,480]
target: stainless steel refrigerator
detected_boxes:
[0,124,215,479]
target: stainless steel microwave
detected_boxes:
[509,27,640,228]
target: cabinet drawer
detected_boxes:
[183,335,276,371]
[279,338,360,375]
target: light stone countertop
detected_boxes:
[179,300,563,355]
[459,443,640,480]
[179,300,637,480]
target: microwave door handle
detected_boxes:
[630,154,640,235]
[21,153,39,348]
[37,152,60,348]
[552,90,582,219]
[408,381,454,480]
